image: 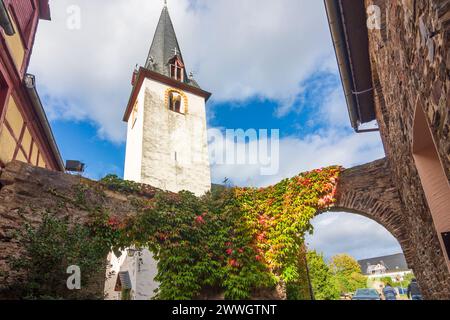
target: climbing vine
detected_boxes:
[104,165,341,299]
[11,166,342,300]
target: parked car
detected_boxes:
[352,289,382,300]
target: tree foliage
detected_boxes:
[329,254,367,294]
[306,251,340,300]
[9,214,115,299]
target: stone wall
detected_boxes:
[365,0,450,299]
[0,161,159,299]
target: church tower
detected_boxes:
[123,3,211,196]
[105,3,211,300]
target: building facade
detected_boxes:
[0,0,63,171]
[326,0,450,298]
[358,253,412,277]
[105,3,212,300]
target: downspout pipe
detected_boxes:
[0,0,14,36]
[24,74,65,171]
[324,0,379,133]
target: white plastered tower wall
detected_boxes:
[139,77,211,196]
[123,77,211,197]
[123,87,145,183]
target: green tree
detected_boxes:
[329,254,367,294]
[306,251,340,300]
[9,214,114,299]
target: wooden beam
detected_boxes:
[4,119,27,162]
[12,122,26,160]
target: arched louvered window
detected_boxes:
[168,91,183,113]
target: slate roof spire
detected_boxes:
[145,4,191,85]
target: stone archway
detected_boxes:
[328,158,450,299]
[331,159,409,255]
[311,159,411,286]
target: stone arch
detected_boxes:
[312,158,450,299]
[318,159,413,272]
[329,192,407,248]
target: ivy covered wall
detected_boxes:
[1,159,437,299]
[0,161,340,300]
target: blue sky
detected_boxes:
[29,0,402,261]
[209,72,342,137]
[49,119,124,179]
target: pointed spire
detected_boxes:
[145,4,187,82]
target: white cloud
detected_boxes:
[210,128,385,187]
[30,0,335,143]
[208,66,385,187]
[306,212,402,261]
[319,87,351,128]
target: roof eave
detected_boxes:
[24,74,65,171]
[325,0,359,131]
[324,0,377,133]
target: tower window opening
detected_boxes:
[169,57,184,82]
[169,92,183,114]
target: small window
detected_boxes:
[168,92,183,114]
[169,56,184,82]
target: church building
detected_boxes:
[105,2,212,300]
